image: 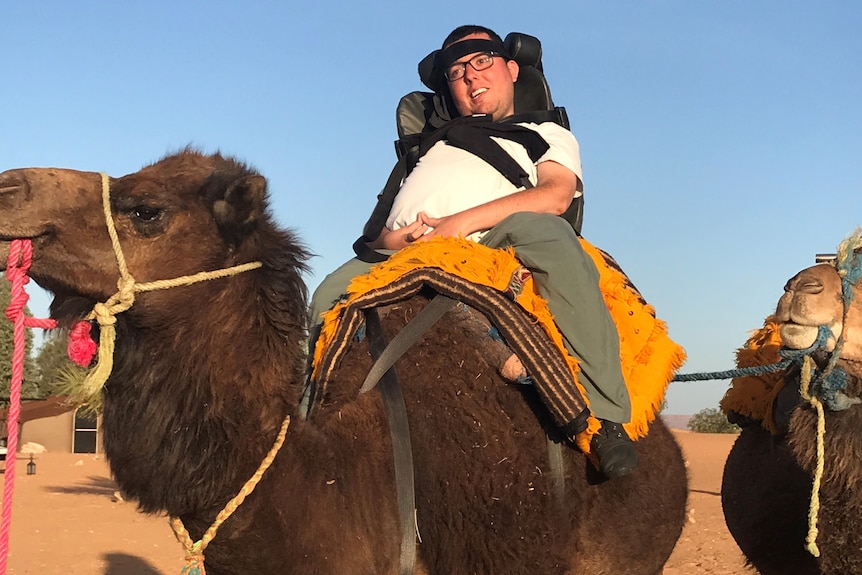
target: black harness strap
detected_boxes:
[415,115,549,188]
[364,308,417,575]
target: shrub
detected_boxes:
[688,407,740,434]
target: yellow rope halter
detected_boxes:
[799,355,825,558]
[170,415,291,575]
[83,172,289,573]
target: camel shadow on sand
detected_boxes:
[102,552,164,575]
[46,475,120,497]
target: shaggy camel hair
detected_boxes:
[722,259,862,575]
[0,150,687,574]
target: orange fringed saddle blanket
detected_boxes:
[719,317,787,434]
[312,237,686,449]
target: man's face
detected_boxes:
[446,32,519,121]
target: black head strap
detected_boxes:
[435,38,510,71]
[425,39,510,93]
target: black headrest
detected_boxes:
[505,32,543,71]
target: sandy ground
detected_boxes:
[663,431,751,575]
[0,430,752,574]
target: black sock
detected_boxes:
[561,408,591,437]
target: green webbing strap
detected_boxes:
[364,309,417,575]
[546,437,567,504]
[360,295,458,394]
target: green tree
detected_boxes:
[0,279,40,404]
[688,407,740,434]
[35,331,82,398]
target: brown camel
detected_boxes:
[722,256,862,575]
[0,150,687,574]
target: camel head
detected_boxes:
[775,260,862,363]
[2,150,312,511]
[0,149,306,328]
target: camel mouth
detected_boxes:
[46,291,99,327]
[0,236,94,327]
[0,232,50,272]
[779,322,825,351]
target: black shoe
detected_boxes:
[590,420,639,480]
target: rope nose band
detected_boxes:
[75,172,263,407]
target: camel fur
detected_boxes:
[0,150,687,574]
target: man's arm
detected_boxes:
[415,159,578,242]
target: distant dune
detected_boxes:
[662,414,691,430]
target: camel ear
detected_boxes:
[212,174,267,241]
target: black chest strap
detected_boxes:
[415,115,549,188]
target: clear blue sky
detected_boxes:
[3,1,860,414]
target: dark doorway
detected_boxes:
[73,411,98,453]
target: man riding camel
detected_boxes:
[309,24,638,480]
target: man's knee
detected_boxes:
[309,276,345,327]
[492,212,578,245]
[309,257,375,326]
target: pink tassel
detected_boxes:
[68,321,97,367]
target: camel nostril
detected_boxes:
[796,279,824,295]
[785,275,824,295]
[0,173,26,196]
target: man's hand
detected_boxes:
[412,211,471,241]
[366,219,430,250]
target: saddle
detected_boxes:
[311,237,685,451]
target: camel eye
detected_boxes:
[131,206,162,223]
[125,204,168,236]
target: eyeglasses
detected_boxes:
[444,52,499,82]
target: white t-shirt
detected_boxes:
[386,121,582,241]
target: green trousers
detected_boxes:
[308,212,631,423]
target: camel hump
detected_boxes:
[313,263,587,430]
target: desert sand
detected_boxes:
[0,430,752,574]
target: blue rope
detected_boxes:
[671,360,791,382]
[672,326,832,383]
[673,324,859,411]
